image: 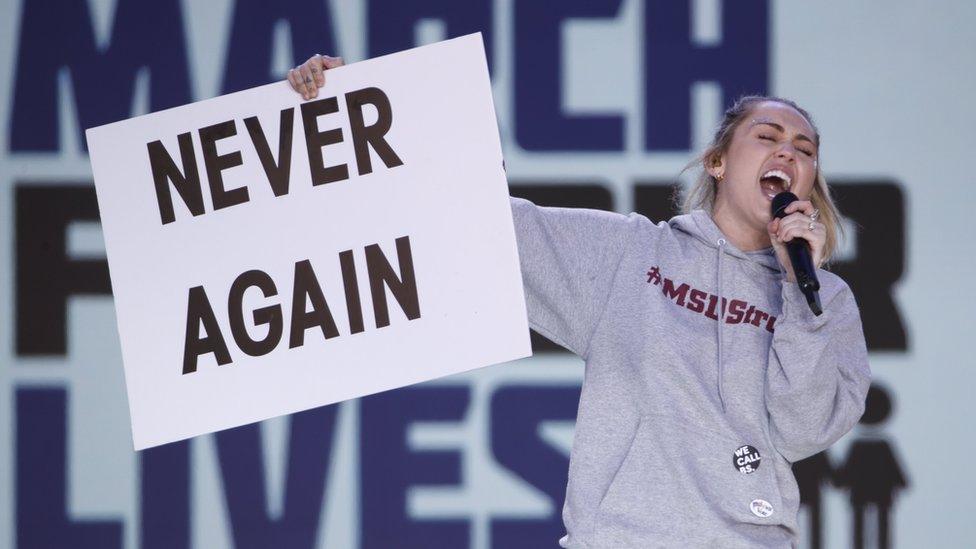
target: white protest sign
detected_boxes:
[86,33,531,450]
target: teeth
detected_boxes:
[761,169,792,189]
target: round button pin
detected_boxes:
[750,499,774,518]
[732,445,761,474]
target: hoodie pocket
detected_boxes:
[592,413,786,546]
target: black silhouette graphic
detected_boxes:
[835,383,909,549]
[792,451,834,549]
[793,383,909,548]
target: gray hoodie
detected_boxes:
[510,196,871,548]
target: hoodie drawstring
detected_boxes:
[716,238,727,413]
[671,210,782,414]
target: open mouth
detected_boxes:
[759,169,792,200]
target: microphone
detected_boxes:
[771,192,822,316]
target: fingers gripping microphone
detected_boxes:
[771,192,823,316]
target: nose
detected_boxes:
[775,143,797,161]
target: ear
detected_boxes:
[705,153,725,180]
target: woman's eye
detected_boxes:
[758,133,815,156]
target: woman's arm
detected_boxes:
[511,197,637,358]
[764,274,872,463]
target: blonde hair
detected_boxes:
[680,95,844,265]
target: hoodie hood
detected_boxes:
[668,209,783,274]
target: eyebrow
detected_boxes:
[750,120,816,146]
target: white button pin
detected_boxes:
[750,499,774,518]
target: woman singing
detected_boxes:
[289,54,871,548]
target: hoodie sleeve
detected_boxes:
[510,196,637,357]
[765,274,872,463]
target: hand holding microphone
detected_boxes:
[769,192,824,315]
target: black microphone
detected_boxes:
[771,192,822,316]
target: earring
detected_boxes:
[715,172,724,182]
